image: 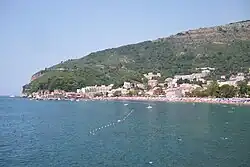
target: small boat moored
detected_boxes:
[146,105,152,109]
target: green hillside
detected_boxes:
[23,20,250,93]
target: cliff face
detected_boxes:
[24,20,250,93]
[31,72,44,82]
[156,20,250,45]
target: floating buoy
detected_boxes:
[89,109,134,136]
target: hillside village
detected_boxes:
[22,20,250,96]
[26,67,250,100]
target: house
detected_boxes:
[80,84,113,96]
[201,70,210,77]
[165,88,182,98]
[136,83,145,90]
[148,80,158,88]
[158,83,165,87]
[167,78,178,88]
[221,75,226,80]
[143,72,161,80]
[174,71,210,81]
[152,87,164,95]
[165,77,173,83]
[123,82,132,89]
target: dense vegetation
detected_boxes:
[23,21,250,94]
[186,80,250,98]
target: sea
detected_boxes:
[1,97,250,167]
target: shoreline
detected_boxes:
[27,96,250,106]
[91,97,250,105]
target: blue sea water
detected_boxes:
[1,97,250,167]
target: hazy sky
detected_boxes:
[0,0,249,95]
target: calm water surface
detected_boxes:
[1,97,250,167]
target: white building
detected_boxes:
[218,73,245,87]
[196,67,215,71]
[229,73,245,83]
[221,75,226,80]
[218,81,236,87]
[80,84,113,95]
[174,71,210,81]
[167,78,178,88]
[165,77,173,83]
[148,80,158,88]
[123,82,132,89]
[136,83,145,89]
[165,88,182,98]
[201,70,210,77]
[143,72,161,80]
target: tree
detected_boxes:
[218,84,237,98]
[188,88,208,97]
[127,89,139,96]
[206,81,220,97]
[237,80,249,97]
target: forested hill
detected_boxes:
[23,20,250,93]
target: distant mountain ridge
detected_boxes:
[23,20,250,93]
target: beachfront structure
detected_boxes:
[179,84,201,96]
[167,78,178,88]
[165,88,182,98]
[80,84,113,95]
[136,83,145,90]
[148,79,158,88]
[152,87,164,95]
[123,82,132,89]
[110,88,128,96]
[143,72,161,80]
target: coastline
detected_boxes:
[25,95,250,106]
[90,96,250,105]
[31,96,250,106]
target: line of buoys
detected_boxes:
[89,109,134,135]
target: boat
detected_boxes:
[9,95,15,98]
[124,103,128,106]
[146,105,152,109]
